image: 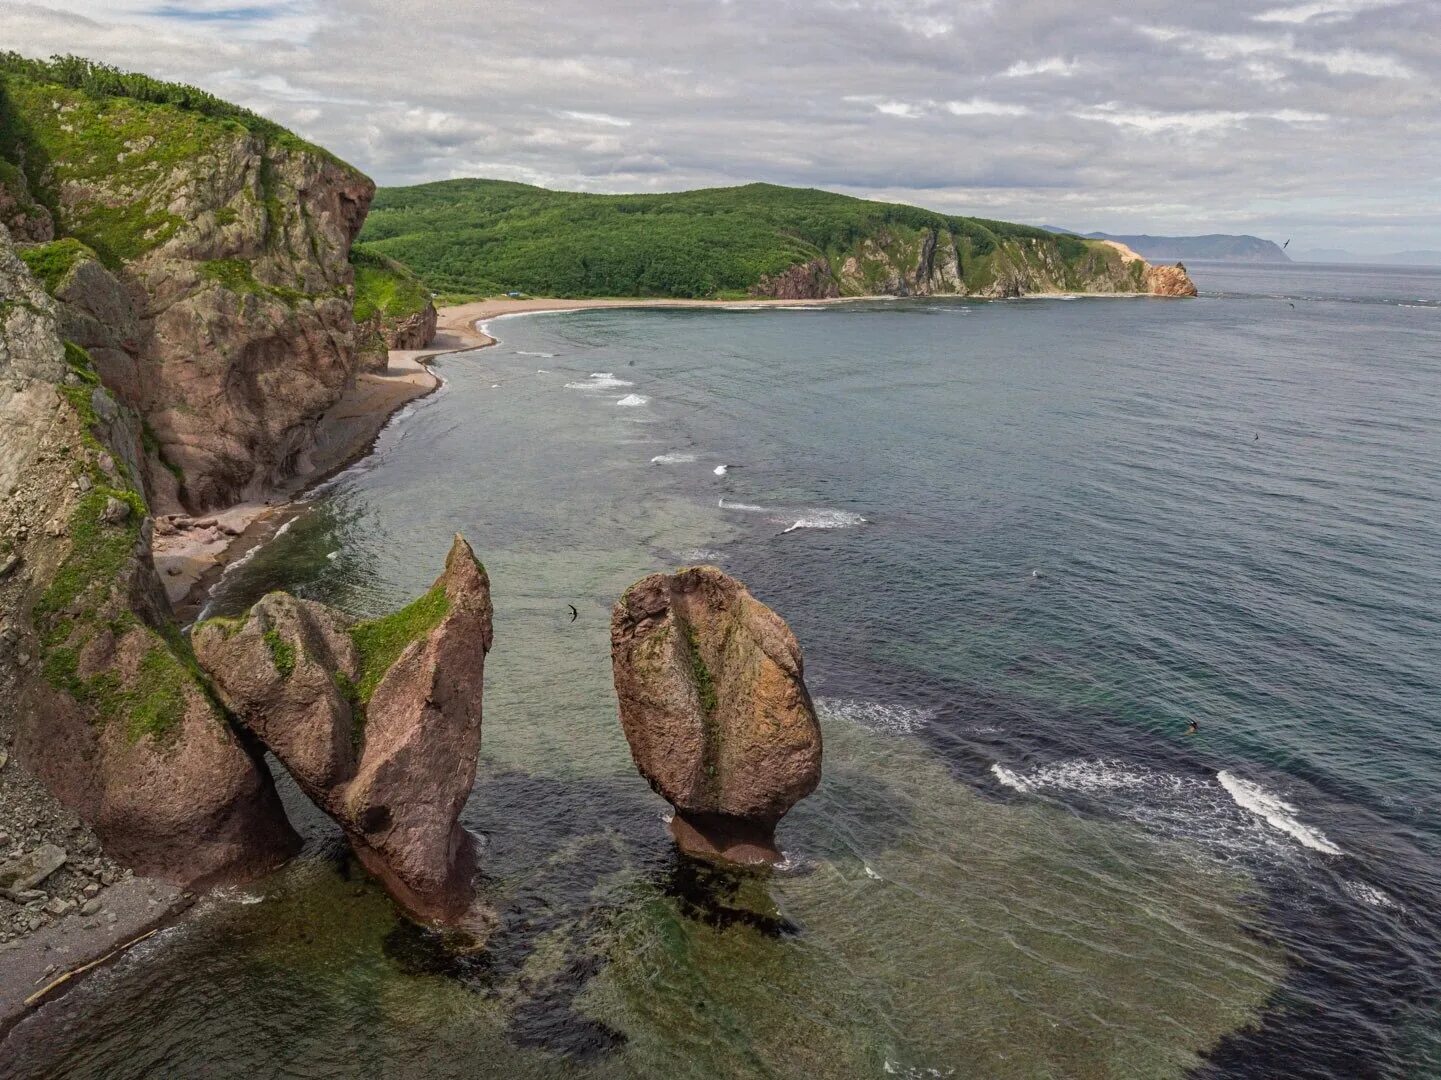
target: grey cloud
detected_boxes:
[1,0,1436,251]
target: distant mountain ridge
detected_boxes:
[1043,227,1290,263]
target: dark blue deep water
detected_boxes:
[7,262,1440,1078]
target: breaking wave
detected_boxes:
[1217,770,1344,856]
[651,453,697,464]
[616,394,649,407]
[990,759,1345,861]
[819,697,935,736]
[718,498,769,512]
[565,372,632,390]
[781,509,867,533]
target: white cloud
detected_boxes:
[557,110,633,127]
[1137,25,1415,79]
[945,98,1030,117]
[1253,0,1401,24]
[1072,103,1329,134]
[872,100,927,118]
[1001,57,1079,78]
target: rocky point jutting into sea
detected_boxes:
[0,54,1198,1033]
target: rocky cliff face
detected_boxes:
[749,224,1196,300]
[0,225,299,886]
[194,535,493,925]
[1,69,376,513]
[1144,264,1199,297]
[610,566,822,865]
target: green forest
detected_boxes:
[358,178,1093,301]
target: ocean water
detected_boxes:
[7,263,1441,1078]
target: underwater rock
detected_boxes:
[610,565,822,865]
[195,534,493,925]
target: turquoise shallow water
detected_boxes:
[6,263,1440,1078]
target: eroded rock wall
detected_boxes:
[0,224,299,887]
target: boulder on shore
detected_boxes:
[610,566,822,865]
[194,534,493,926]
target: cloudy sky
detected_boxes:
[5,0,1438,252]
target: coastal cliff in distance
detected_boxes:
[358,179,1196,301]
[1046,227,1290,264]
[0,54,434,515]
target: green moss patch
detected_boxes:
[18,237,97,293]
[198,258,314,306]
[125,643,191,741]
[681,622,717,715]
[347,583,450,704]
[263,627,296,678]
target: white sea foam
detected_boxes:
[565,372,633,390]
[616,394,649,407]
[990,763,1031,792]
[651,453,697,464]
[1343,880,1397,909]
[883,1062,955,1079]
[673,548,724,563]
[780,509,867,533]
[820,697,935,736]
[1218,770,1343,856]
[991,758,1346,862]
[718,498,769,512]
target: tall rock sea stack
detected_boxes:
[610,566,822,865]
[0,224,300,884]
[195,536,493,926]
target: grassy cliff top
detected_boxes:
[0,53,358,266]
[358,178,1096,301]
[0,53,338,160]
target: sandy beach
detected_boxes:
[154,348,445,614]
[432,293,881,351]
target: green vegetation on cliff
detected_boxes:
[350,244,432,322]
[358,178,1101,300]
[31,343,208,743]
[348,583,450,704]
[18,237,97,293]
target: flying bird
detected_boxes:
[1282,239,1290,249]
[567,605,578,622]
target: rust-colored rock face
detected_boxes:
[1146,264,1200,297]
[610,566,822,865]
[750,258,840,300]
[195,535,493,925]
